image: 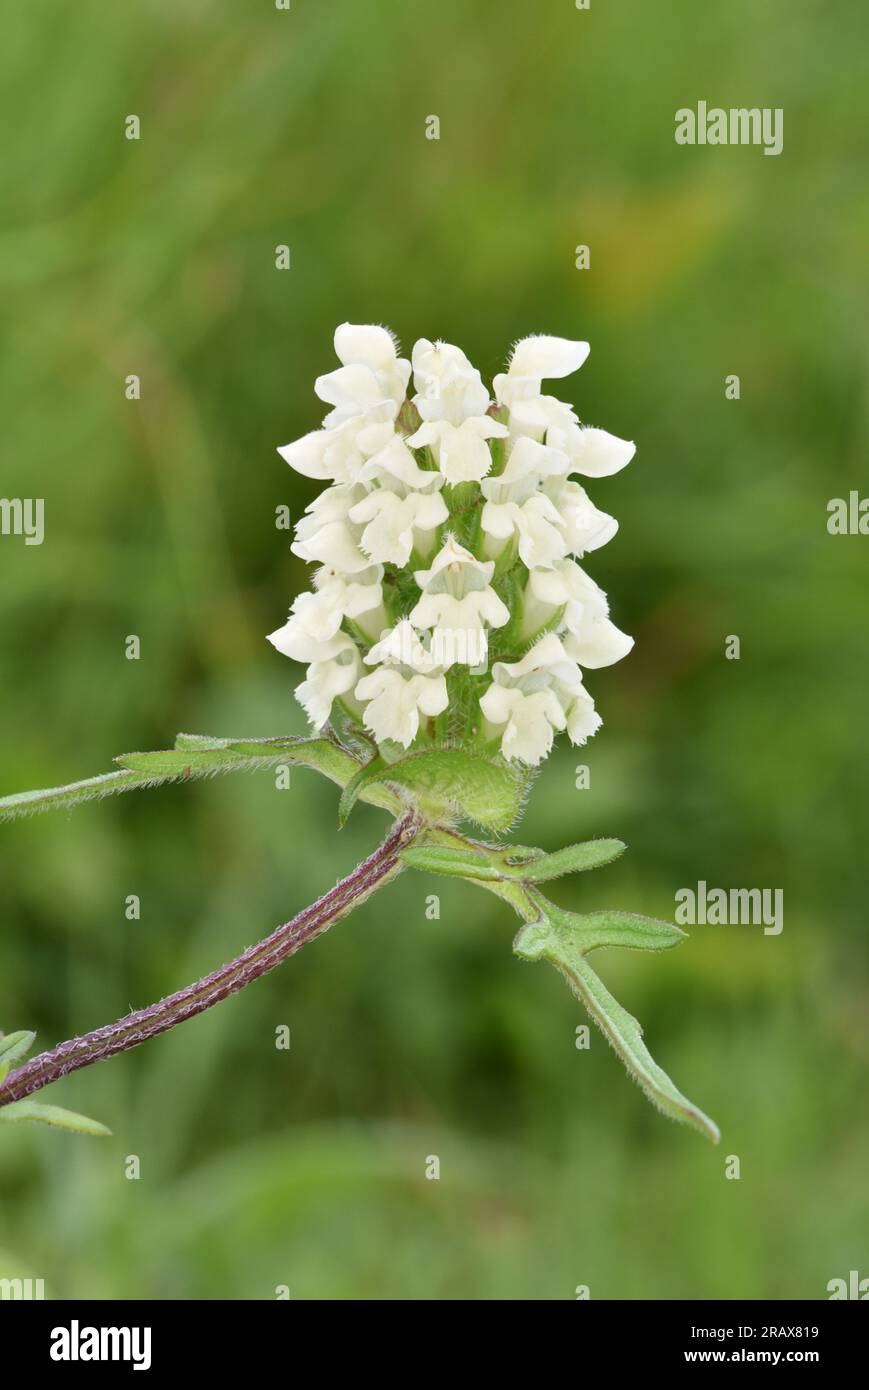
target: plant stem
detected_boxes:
[0,811,420,1109]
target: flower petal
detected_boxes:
[507,335,590,381]
[563,619,634,669]
[267,620,354,664]
[277,431,331,480]
[334,323,400,370]
[569,427,636,478]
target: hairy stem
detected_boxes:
[0,811,420,1108]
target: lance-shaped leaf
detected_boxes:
[514,906,719,1143]
[0,768,151,823]
[185,734,402,812]
[117,733,360,785]
[339,749,530,833]
[0,1100,111,1137]
[530,902,688,953]
[400,838,625,884]
[399,844,510,880]
[0,732,401,823]
[510,839,626,881]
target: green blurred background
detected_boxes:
[1,0,867,1300]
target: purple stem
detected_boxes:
[0,811,420,1109]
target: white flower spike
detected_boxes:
[272,324,634,762]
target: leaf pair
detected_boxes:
[0,1031,111,1137]
[400,833,720,1144]
[513,899,719,1143]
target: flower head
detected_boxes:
[271,325,635,765]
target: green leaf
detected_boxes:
[174,732,226,750]
[0,1100,112,1137]
[0,732,402,824]
[513,907,718,1143]
[116,736,344,780]
[115,750,243,777]
[224,737,401,812]
[409,833,717,1142]
[121,738,404,813]
[516,904,686,956]
[513,838,626,882]
[400,837,625,885]
[399,844,509,881]
[0,1031,36,1067]
[338,755,388,828]
[0,768,152,822]
[342,749,529,833]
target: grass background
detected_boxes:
[1,0,867,1299]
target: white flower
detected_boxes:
[364,619,441,672]
[315,323,411,427]
[480,633,601,764]
[495,436,570,484]
[348,481,448,566]
[291,484,372,573]
[410,536,509,668]
[563,684,602,747]
[481,492,567,570]
[524,561,634,667]
[482,685,565,763]
[355,621,448,746]
[505,399,635,480]
[562,619,633,670]
[354,668,449,746]
[541,478,617,556]
[411,339,491,424]
[294,481,364,530]
[505,394,577,444]
[546,422,636,478]
[359,432,436,488]
[290,633,364,729]
[407,416,508,485]
[480,441,569,568]
[267,616,352,664]
[286,564,385,645]
[291,522,370,572]
[277,417,394,486]
[494,335,590,408]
